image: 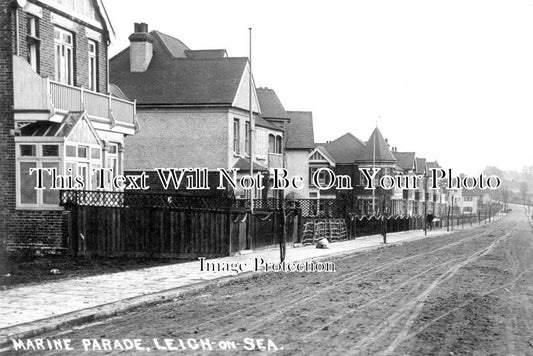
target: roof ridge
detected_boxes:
[151,30,179,59]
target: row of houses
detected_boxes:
[0,0,493,254]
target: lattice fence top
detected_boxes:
[60,190,234,211]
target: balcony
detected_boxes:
[49,81,135,126]
[13,55,136,134]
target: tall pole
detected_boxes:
[248,27,254,214]
[424,176,427,235]
[372,122,377,215]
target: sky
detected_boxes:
[104,0,533,175]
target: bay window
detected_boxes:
[244,122,250,155]
[233,119,240,155]
[16,143,61,208]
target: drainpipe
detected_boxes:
[14,6,20,56]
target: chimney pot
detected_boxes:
[134,23,149,33]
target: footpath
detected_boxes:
[0,218,500,347]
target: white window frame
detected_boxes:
[54,27,74,85]
[244,121,250,156]
[27,16,39,72]
[16,142,62,209]
[106,143,120,190]
[65,142,102,191]
[88,39,97,91]
[309,166,328,187]
[254,128,268,160]
[233,119,240,155]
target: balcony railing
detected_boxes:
[13,55,134,125]
[49,81,135,126]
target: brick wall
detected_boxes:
[1,2,111,256]
[124,110,229,170]
[0,2,16,249]
[7,210,70,255]
[17,1,108,93]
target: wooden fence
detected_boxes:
[61,191,300,258]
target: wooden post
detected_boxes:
[447,205,451,232]
[226,210,232,255]
[382,215,387,244]
[279,200,286,262]
[69,192,79,258]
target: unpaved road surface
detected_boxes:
[14,208,533,355]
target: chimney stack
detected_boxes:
[128,23,153,73]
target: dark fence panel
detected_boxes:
[61,191,301,258]
[73,206,232,258]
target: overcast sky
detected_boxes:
[104,0,533,175]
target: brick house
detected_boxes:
[255,88,290,198]
[304,128,399,215]
[391,150,417,215]
[353,128,398,215]
[110,24,285,199]
[0,0,137,254]
[283,111,316,199]
[413,157,427,215]
[315,133,365,200]
[425,160,443,215]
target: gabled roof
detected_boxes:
[95,0,115,40]
[20,112,101,145]
[322,133,365,164]
[110,30,249,107]
[152,31,190,58]
[310,146,336,166]
[416,158,427,175]
[256,88,290,120]
[360,128,396,163]
[285,111,315,149]
[462,187,488,197]
[426,161,440,172]
[393,152,416,171]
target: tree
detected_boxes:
[501,186,509,211]
[519,181,528,206]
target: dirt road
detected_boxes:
[17,208,533,355]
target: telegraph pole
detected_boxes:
[248,27,254,214]
[372,119,378,215]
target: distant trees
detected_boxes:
[501,186,509,211]
[519,181,528,206]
